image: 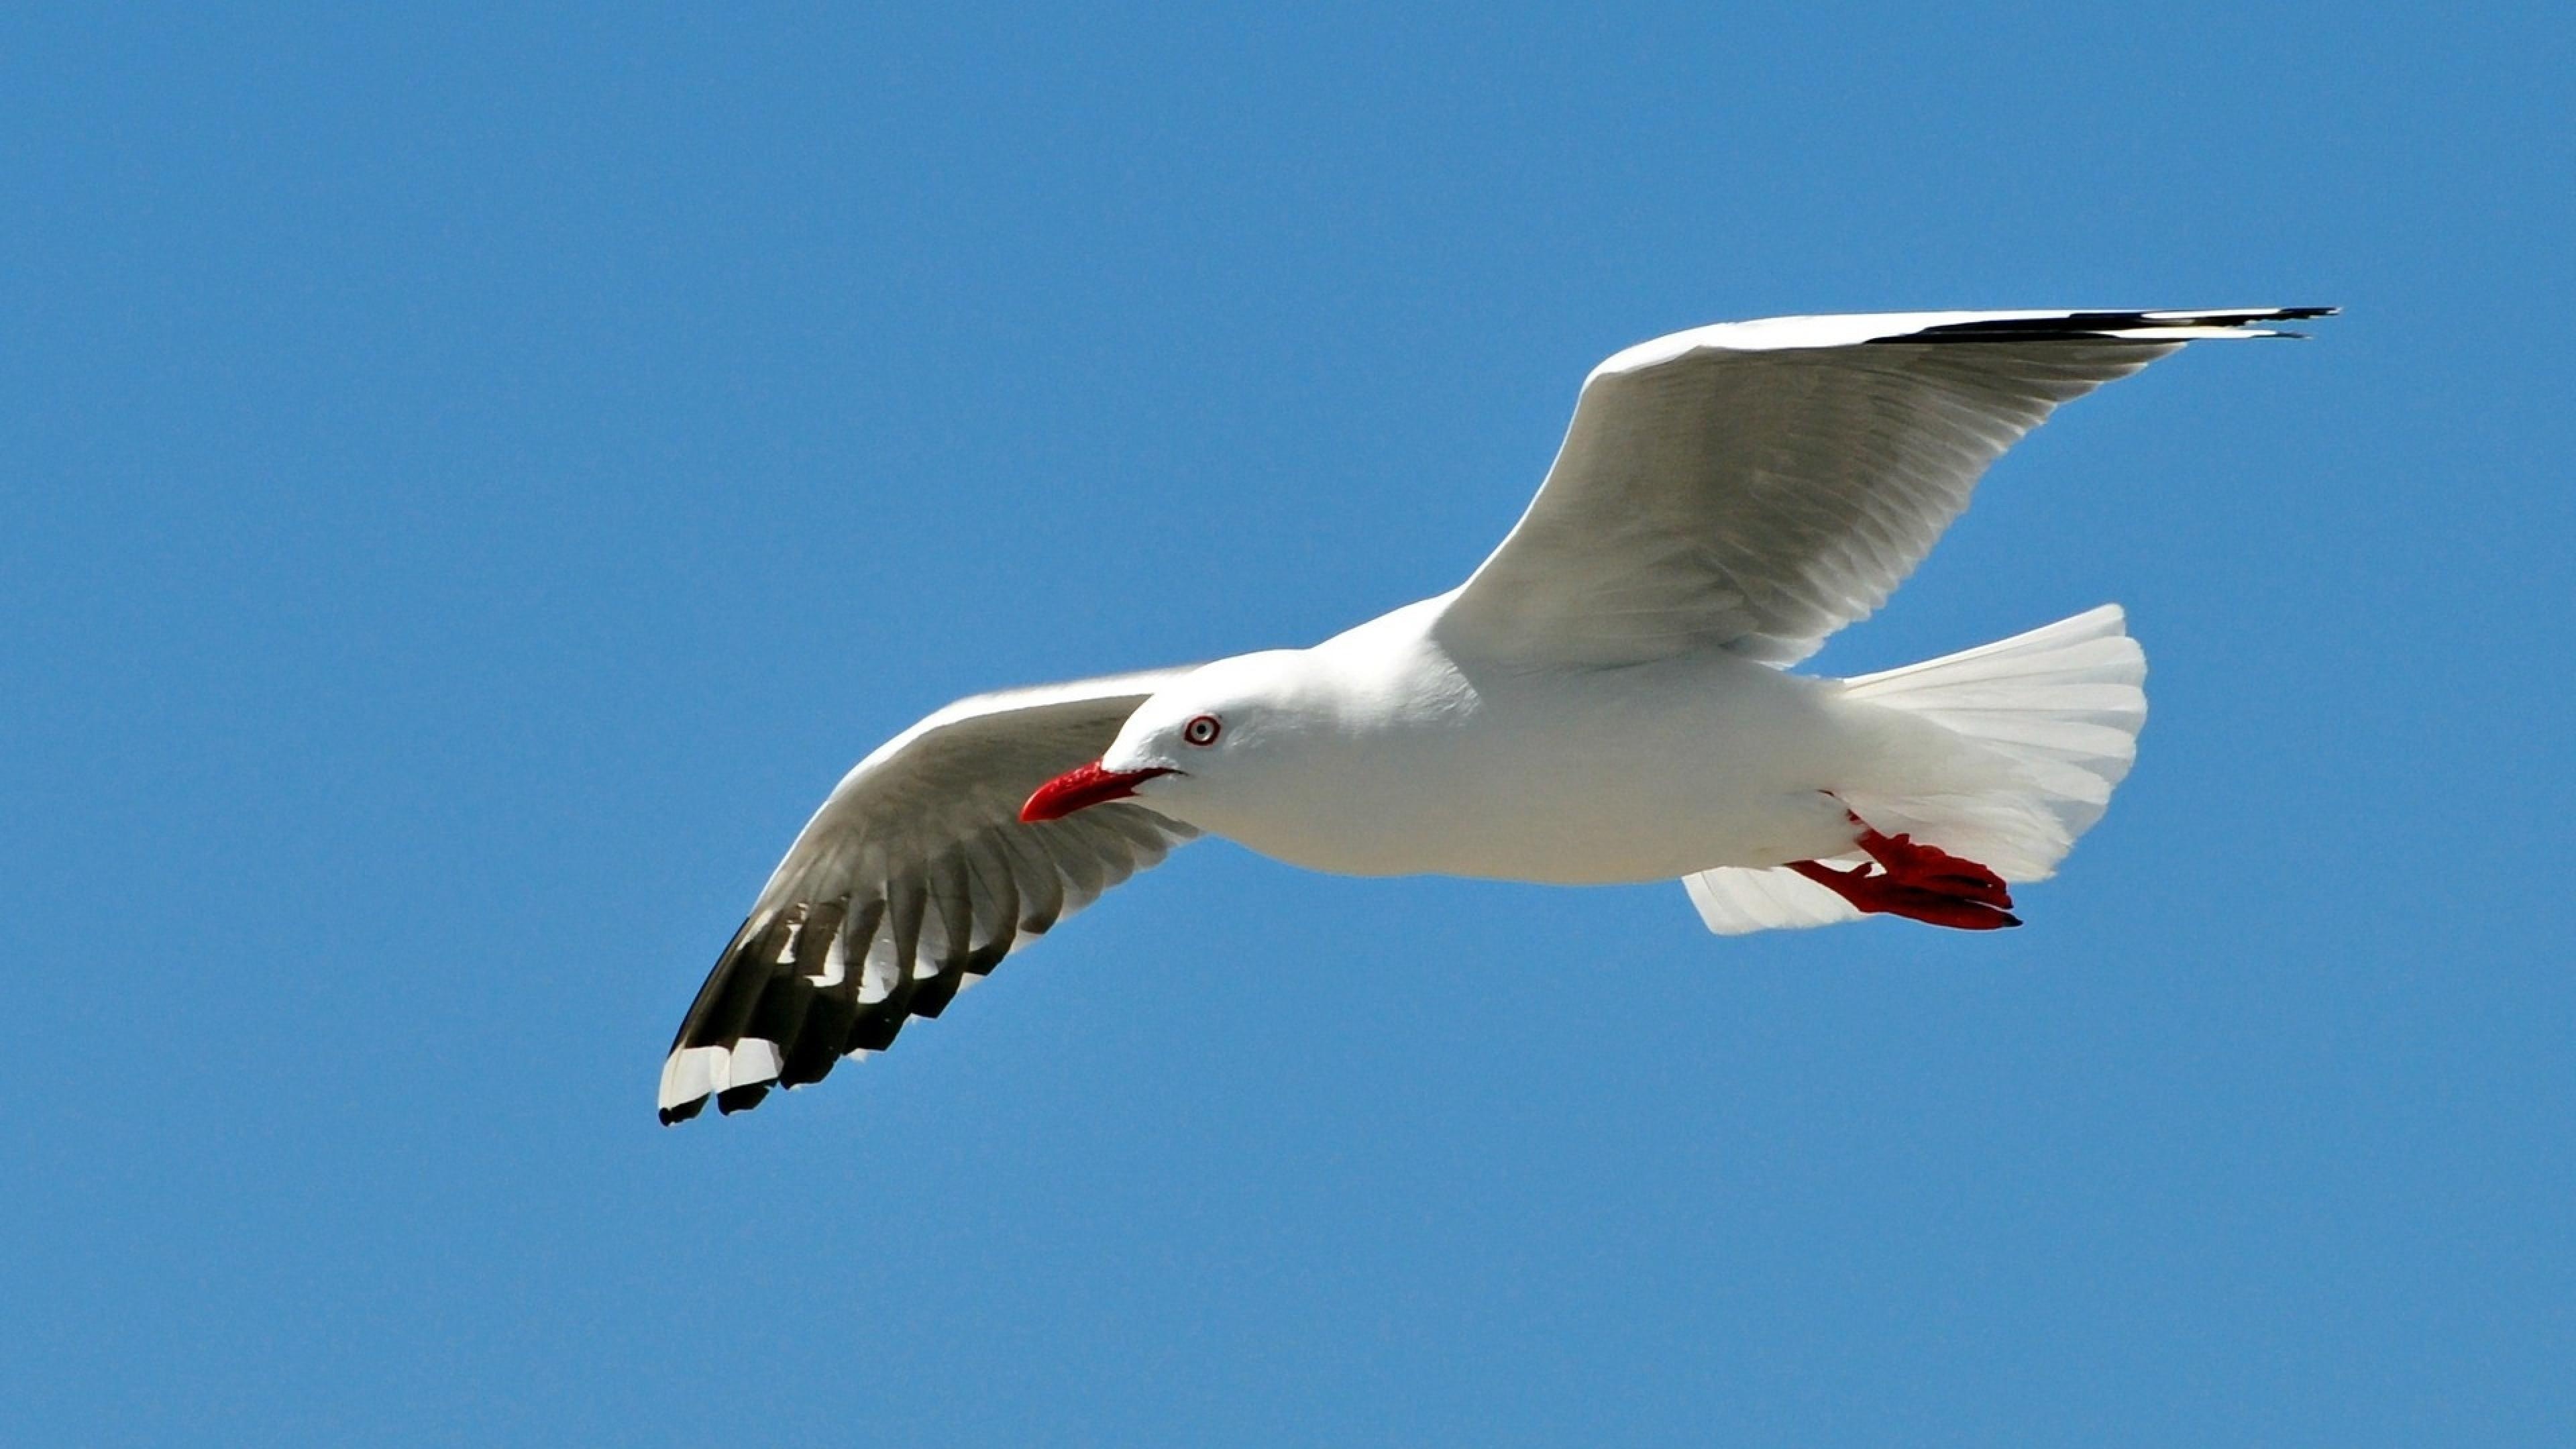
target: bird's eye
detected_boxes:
[1182,714,1222,747]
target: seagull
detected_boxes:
[659,305,2331,1124]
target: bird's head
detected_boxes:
[1020,652,1306,826]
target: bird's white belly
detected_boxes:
[1191,653,1886,884]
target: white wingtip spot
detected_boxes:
[859,945,898,1004]
[659,1046,725,1110]
[727,1038,784,1089]
[806,927,849,988]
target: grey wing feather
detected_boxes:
[659,667,1198,1124]
[1437,307,2330,667]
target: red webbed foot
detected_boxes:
[1785,822,2021,930]
[1852,827,2013,909]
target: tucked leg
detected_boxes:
[1786,821,2021,930]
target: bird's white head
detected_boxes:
[1020,651,1312,827]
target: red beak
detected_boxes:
[1020,760,1177,822]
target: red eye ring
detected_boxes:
[1182,714,1222,747]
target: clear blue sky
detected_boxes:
[4,4,2569,1444]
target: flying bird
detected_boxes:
[660,305,2330,1124]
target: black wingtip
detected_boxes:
[908,969,965,1020]
[715,1083,771,1115]
[2260,305,2339,340]
[1873,306,2341,345]
[659,1096,708,1126]
[847,1006,909,1054]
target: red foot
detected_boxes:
[1787,825,2020,930]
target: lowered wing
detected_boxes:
[659,667,1197,1123]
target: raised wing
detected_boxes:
[659,667,1197,1124]
[1437,307,2332,667]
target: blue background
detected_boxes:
[5,4,2568,1444]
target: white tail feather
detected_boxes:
[1684,605,2146,935]
[1684,860,1864,935]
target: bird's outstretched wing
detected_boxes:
[1437,307,2332,667]
[659,668,1197,1124]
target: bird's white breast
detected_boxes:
[1167,599,1894,884]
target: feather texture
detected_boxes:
[1682,604,2148,934]
[658,671,1199,1123]
[1440,308,2324,667]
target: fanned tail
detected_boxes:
[1685,605,2146,934]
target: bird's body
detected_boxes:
[1146,594,1875,883]
[657,305,2330,1124]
